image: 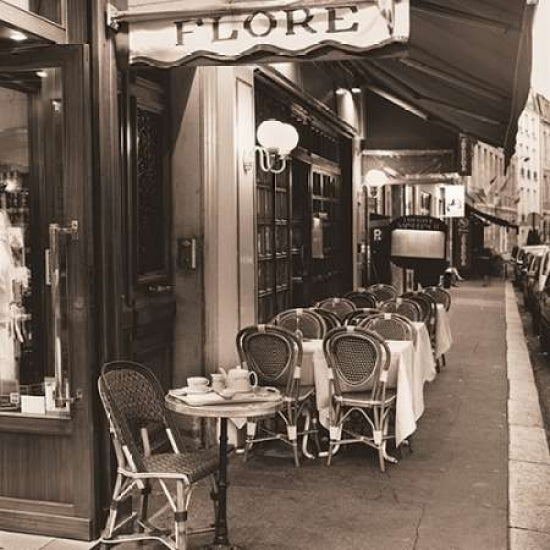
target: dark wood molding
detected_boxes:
[0,413,72,436]
[0,0,67,43]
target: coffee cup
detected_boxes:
[210,373,226,393]
[187,376,210,392]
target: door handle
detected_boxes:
[147,284,173,294]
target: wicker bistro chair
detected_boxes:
[315,297,357,321]
[366,283,398,304]
[236,325,316,467]
[423,286,451,311]
[343,308,381,326]
[422,287,451,367]
[271,308,326,339]
[344,290,379,309]
[402,292,432,325]
[98,361,220,550]
[359,313,416,345]
[309,307,341,331]
[323,327,397,472]
[380,298,422,322]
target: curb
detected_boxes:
[505,282,550,549]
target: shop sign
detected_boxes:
[124,1,410,66]
[458,133,473,176]
[442,184,464,218]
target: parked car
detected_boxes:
[515,245,548,290]
[524,248,547,314]
[539,271,550,351]
[532,247,550,332]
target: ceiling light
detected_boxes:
[335,88,347,96]
[36,71,47,78]
[351,87,362,94]
[9,31,27,42]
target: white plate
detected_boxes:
[169,387,212,397]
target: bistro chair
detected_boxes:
[380,298,422,322]
[315,297,356,321]
[343,308,381,326]
[423,286,451,311]
[366,283,398,304]
[309,307,341,331]
[422,287,451,368]
[344,290,379,309]
[359,313,415,344]
[98,361,220,550]
[402,292,432,325]
[236,325,315,467]
[271,308,326,339]
[323,327,396,472]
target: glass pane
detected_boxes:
[3,0,63,25]
[0,66,67,415]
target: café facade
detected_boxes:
[0,0,535,540]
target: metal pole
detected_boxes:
[365,184,371,286]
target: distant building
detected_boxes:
[516,90,542,244]
[536,93,550,241]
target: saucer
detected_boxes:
[186,387,212,395]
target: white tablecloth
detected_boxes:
[435,304,453,358]
[411,322,437,417]
[301,339,418,446]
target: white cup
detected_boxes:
[187,376,210,392]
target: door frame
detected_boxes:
[0,44,97,539]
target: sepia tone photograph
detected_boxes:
[0,1,549,549]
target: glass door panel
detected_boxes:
[0,65,71,414]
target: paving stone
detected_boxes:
[509,379,541,402]
[41,540,94,550]
[509,460,550,534]
[508,398,544,428]
[509,426,550,464]
[509,528,550,550]
[0,531,53,550]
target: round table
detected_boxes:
[165,395,282,550]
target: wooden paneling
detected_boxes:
[0,432,73,501]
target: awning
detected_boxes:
[111,1,410,67]
[112,1,535,160]
[343,0,536,161]
[466,203,519,231]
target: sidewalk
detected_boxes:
[1,280,548,549]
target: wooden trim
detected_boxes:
[0,413,72,436]
[0,0,67,43]
[293,148,342,175]
[0,496,75,516]
[255,66,357,139]
[0,505,93,540]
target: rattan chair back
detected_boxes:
[236,325,301,393]
[343,308,381,326]
[323,327,390,397]
[359,313,415,342]
[380,298,422,322]
[98,361,184,472]
[315,297,356,320]
[272,308,326,339]
[366,283,398,303]
[309,307,341,331]
[402,292,432,324]
[423,286,451,311]
[344,291,379,309]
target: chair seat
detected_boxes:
[335,390,396,407]
[143,448,219,483]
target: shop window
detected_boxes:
[3,0,64,25]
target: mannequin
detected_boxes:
[0,209,16,400]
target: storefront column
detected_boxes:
[201,66,256,374]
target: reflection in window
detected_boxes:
[3,0,63,25]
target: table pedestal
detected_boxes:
[201,417,242,550]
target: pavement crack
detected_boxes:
[412,504,426,550]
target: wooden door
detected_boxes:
[120,71,175,390]
[0,45,97,539]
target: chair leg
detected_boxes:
[442,353,447,367]
[136,483,150,532]
[104,473,123,539]
[175,480,188,550]
[287,424,300,467]
[243,421,257,462]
